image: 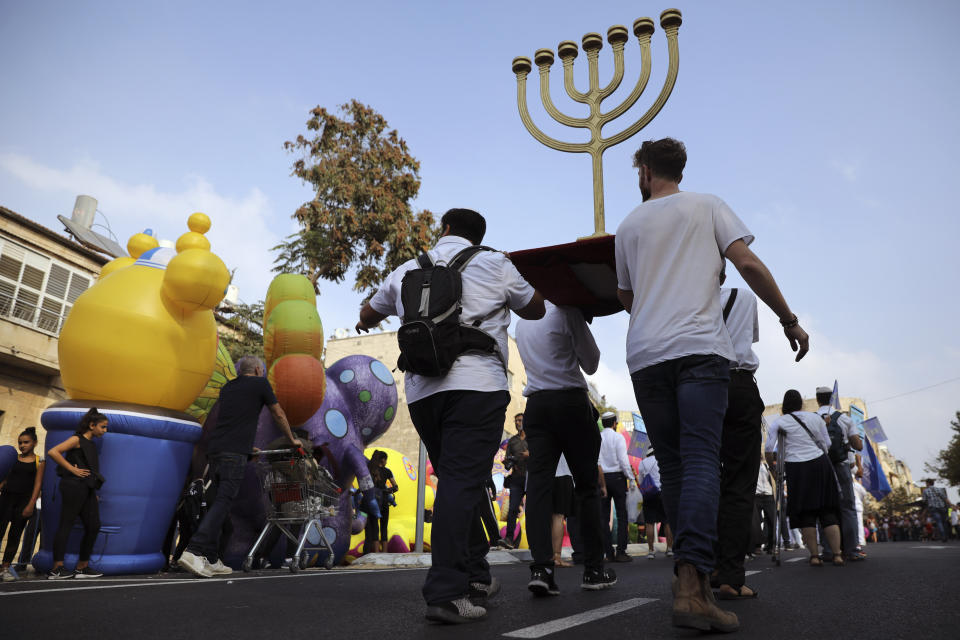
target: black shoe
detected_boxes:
[74,566,104,579]
[47,567,75,580]
[613,553,633,563]
[582,566,617,590]
[528,567,560,596]
[425,597,487,624]
[498,539,516,550]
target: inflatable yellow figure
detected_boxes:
[58,213,231,411]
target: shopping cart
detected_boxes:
[772,430,786,567]
[242,448,341,573]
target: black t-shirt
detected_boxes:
[2,458,38,494]
[207,376,278,455]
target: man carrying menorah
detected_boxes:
[616,138,809,633]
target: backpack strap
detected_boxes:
[788,413,829,456]
[722,288,738,323]
[416,253,434,269]
[448,245,494,272]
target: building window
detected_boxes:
[0,236,92,336]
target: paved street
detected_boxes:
[1,543,956,639]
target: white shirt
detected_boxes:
[720,287,760,372]
[599,428,634,476]
[369,235,535,403]
[755,463,773,496]
[516,301,600,395]
[615,191,754,373]
[556,454,571,478]
[638,456,661,489]
[766,411,831,463]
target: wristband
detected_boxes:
[779,314,799,329]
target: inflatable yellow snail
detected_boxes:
[58,213,231,411]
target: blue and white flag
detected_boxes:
[831,380,841,411]
[628,412,650,458]
[861,434,892,501]
[862,417,888,443]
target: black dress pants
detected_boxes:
[752,494,776,551]
[53,480,100,563]
[715,370,764,588]
[524,388,605,572]
[408,389,509,605]
[601,472,628,557]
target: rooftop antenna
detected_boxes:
[58,195,126,258]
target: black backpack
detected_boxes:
[396,245,504,377]
[824,411,849,464]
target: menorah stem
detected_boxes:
[589,150,607,237]
[586,51,601,94]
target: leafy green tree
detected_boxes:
[217,301,264,362]
[878,485,917,518]
[926,411,960,487]
[275,100,439,298]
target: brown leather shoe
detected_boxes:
[672,563,739,633]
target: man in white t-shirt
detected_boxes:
[357,208,545,624]
[615,138,808,633]
[598,412,638,562]
[815,387,863,562]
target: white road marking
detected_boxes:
[0,567,426,597]
[911,546,947,549]
[744,570,762,576]
[785,557,806,563]
[502,597,656,638]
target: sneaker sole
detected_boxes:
[528,580,560,597]
[424,607,486,624]
[74,574,103,579]
[581,578,617,591]
[47,574,75,580]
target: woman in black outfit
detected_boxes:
[46,408,108,579]
[1,427,45,582]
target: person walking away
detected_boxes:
[638,452,673,559]
[46,408,109,579]
[598,412,637,563]
[0,427,44,581]
[921,479,954,543]
[566,467,607,565]
[815,387,864,561]
[516,300,615,596]
[765,390,843,566]
[503,414,529,548]
[375,450,398,549]
[179,355,301,578]
[751,460,777,555]
[714,277,766,599]
[551,455,575,568]
[356,208,544,624]
[616,138,809,633]
[852,477,868,548]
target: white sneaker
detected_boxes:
[1,568,15,582]
[665,549,674,557]
[179,551,214,578]
[647,551,656,559]
[208,560,233,575]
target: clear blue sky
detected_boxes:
[2,0,958,493]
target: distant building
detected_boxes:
[0,205,109,449]
[323,330,529,468]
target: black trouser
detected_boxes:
[0,492,31,564]
[752,494,776,551]
[506,481,526,545]
[408,390,509,605]
[479,489,501,544]
[53,480,100,563]
[524,388,605,572]
[601,472,629,557]
[187,453,244,563]
[16,507,41,568]
[715,370,764,588]
[379,505,391,543]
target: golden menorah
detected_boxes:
[512,9,682,238]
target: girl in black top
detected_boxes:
[46,408,108,579]
[0,427,45,582]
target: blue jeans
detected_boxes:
[631,354,730,575]
[187,452,246,563]
[930,508,948,542]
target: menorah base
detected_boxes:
[509,234,622,318]
[577,231,612,241]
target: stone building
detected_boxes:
[0,205,108,450]
[323,330,528,468]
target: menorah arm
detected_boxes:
[539,68,590,129]
[599,43,626,100]
[601,31,679,147]
[562,61,590,104]
[600,38,652,124]
[516,74,590,153]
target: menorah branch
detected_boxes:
[513,60,590,153]
[537,50,590,129]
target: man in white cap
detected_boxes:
[815,386,863,561]
[598,412,638,562]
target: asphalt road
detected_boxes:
[1,543,957,639]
